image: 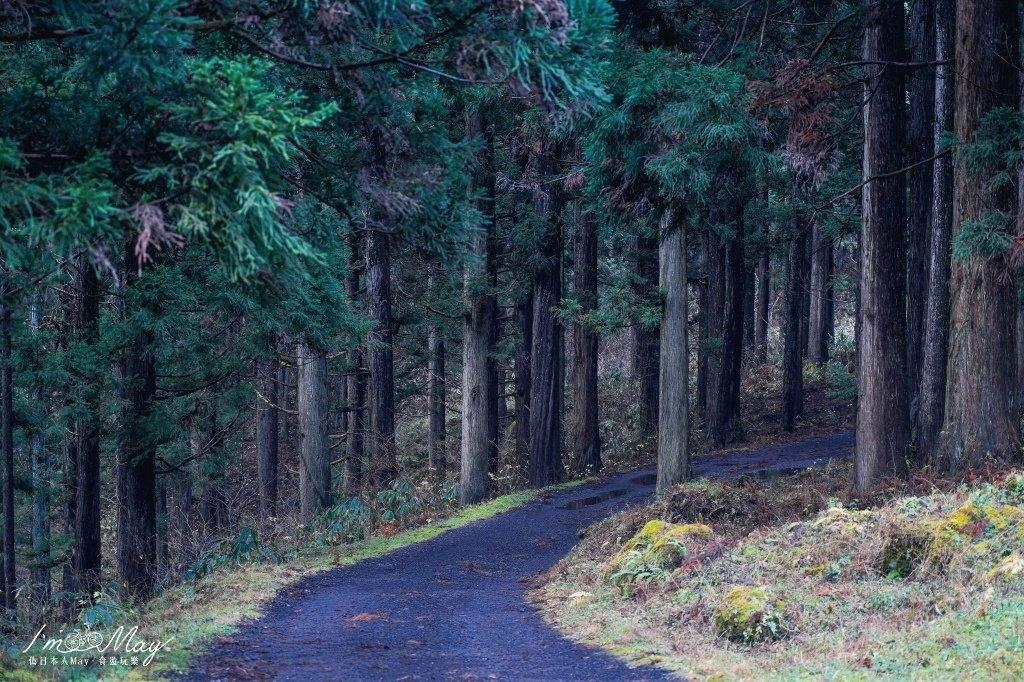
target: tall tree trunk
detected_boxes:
[657,208,689,494]
[917,0,956,456]
[297,343,330,522]
[0,283,12,608]
[29,297,50,604]
[939,0,1020,469]
[528,144,565,487]
[61,435,76,596]
[117,313,158,598]
[461,111,499,503]
[704,191,746,447]
[696,235,709,419]
[73,260,102,596]
[344,250,365,497]
[199,401,223,533]
[1017,306,1024,413]
[1017,76,1024,415]
[634,234,660,436]
[571,205,601,475]
[427,272,446,480]
[155,478,168,579]
[461,276,494,502]
[799,230,811,360]
[781,225,805,431]
[365,230,397,486]
[742,262,755,349]
[514,289,533,468]
[754,251,770,364]
[174,462,193,569]
[256,346,279,518]
[807,222,833,364]
[855,0,909,493]
[483,144,502,469]
[906,0,937,411]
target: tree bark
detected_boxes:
[117,318,157,598]
[799,230,811,360]
[1017,76,1024,416]
[807,221,833,364]
[483,138,502,470]
[704,191,746,447]
[917,0,956,456]
[30,296,50,604]
[571,205,601,475]
[528,144,565,487]
[61,434,76,596]
[634,234,660,436]
[461,111,499,503]
[854,0,910,493]
[657,208,688,494]
[781,225,805,432]
[939,0,1020,469]
[174,460,193,569]
[0,282,12,608]
[256,347,279,518]
[155,478,168,579]
[906,0,937,409]
[297,342,331,522]
[427,273,447,480]
[199,401,224,533]
[696,236,709,419]
[514,289,533,469]
[344,251,365,497]
[365,230,397,486]
[742,261,755,349]
[754,251,769,364]
[71,259,102,596]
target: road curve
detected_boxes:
[187,430,853,681]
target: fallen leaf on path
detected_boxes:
[349,611,388,623]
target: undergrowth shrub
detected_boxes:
[185,527,278,581]
[377,479,423,524]
[804,359,856,399]
[317,497,371,545]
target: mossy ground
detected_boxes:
[532,461,1024,680]
[7,484,578,681]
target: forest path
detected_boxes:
[187,430,853,681]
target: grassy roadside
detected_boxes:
[8,481,585,681]
[531,461,1024,681]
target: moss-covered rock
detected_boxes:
[604,520,712,593]
[877,502,1024,578]
[713,586,787,643]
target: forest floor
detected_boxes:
[183,431,854,680]
[534,450,1024,680]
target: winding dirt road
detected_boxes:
[188,430,852,681]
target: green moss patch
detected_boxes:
[603,520,713,594]
[713,586,787,643]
